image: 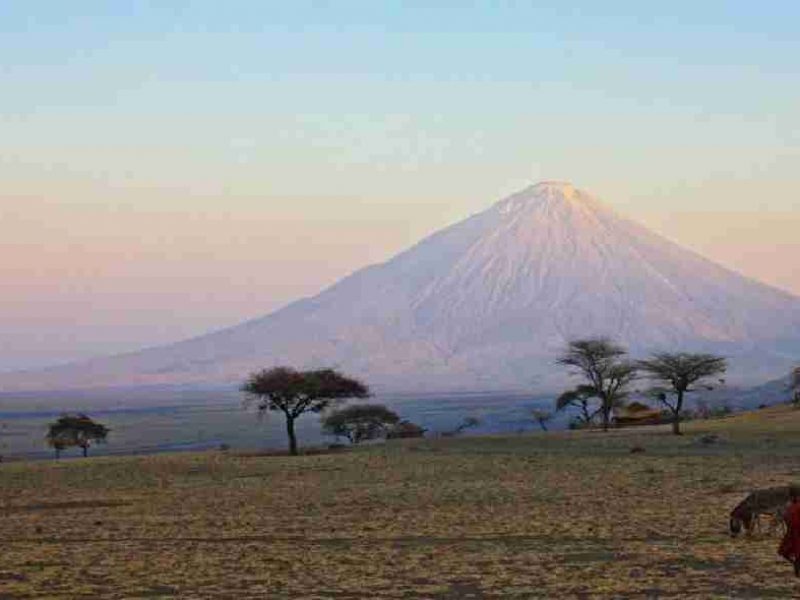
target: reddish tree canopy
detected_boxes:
[241,366,370,455]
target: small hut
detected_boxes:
[613,402,663,428]
[386,420,427,439]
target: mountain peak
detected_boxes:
[494,180,598,215]
[529,180,580,200]
[534,180,576,191]
[2,181,799,394]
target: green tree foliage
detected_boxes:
[555,385,599,425]
[241,367,370,455]
[45,414,110,458]
[321,404,400,444]
[637,352,727,435]
[556,338,637,431]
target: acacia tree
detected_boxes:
[555,385,600,426]
[241,367,370,455]
[556,338,637,431]
[322,404,399,444]
[46,414,110,458]
[637,352,727,435]
[531,409,552,431]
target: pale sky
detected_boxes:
[1,2,798,371]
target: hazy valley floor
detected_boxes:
[0,392,547,459]
[3,406,800,598]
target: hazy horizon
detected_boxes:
[2,3,799,371]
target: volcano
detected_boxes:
[4,181,800,393]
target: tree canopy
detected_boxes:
[555,384,600,425]
[638,352,727,434]
[556,338,637,431]
[46,414,110,458]
[241,367,370,455]
[321,404,399,444]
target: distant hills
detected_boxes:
[2,181,799,395]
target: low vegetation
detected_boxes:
[3,406,800,597]
[439,416,481,437]
[321,404,400,444]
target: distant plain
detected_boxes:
[2,406,800,598]
[0,392,549,460]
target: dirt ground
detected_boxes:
[3,406,800,598]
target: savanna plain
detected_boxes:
[2,406,800,599]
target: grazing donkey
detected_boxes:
[730,485,800,537]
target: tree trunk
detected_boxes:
[286,416,298,456]
[601,401,611,431]
[671,412,681,435]
[581,402,591,424]
[672,390,684,435]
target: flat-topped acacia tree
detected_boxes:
[241,367,370,455]
[45,414,110,458]
[556,338,638,432]
[638,352,727,435]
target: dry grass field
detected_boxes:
[3,406,800,598]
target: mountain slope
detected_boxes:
[4,181,800,393]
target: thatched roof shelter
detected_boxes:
[386,420,426,439]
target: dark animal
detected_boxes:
[730,486,800,537]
